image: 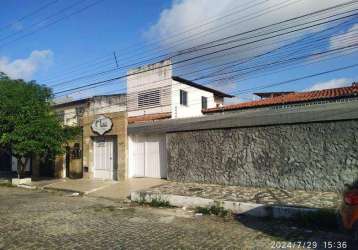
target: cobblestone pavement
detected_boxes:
[144,182,340,208]
[0,187,353,250]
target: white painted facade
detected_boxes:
[171,80,221,119]
[127,60,172,117]
[127,59,231,179]
[127,59,227,119]
[64,108,78,126]
[87,95,126,116]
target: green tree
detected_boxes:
[0,73,79,178]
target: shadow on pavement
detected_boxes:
[235,211,356,249]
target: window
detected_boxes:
[180,90,188,106]
[138,89,161,108]
[201,96,208,109]
[71,143,82,159]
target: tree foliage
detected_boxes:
[0,73,79,178]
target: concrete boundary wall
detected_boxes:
[166,119,358,191]
[128,101,358,191]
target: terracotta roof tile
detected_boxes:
[128,112,171,124]
[203,84,358,113]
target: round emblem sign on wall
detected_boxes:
[91,115,113,135]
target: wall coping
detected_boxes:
[128,101,358,134]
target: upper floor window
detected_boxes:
[138,89,161,108]
[180,90,188,106]
[201,96,208,109]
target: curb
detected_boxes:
[130,191,322,219]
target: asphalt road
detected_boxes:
[0,186,354,249]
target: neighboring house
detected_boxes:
[126,59,233,179]
[53,94,127,180]
[203,83,358,114]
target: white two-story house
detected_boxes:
[127,59,232,179]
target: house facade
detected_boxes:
[53,94,127,180]
[127,59,233,179]
[51,59,233,181]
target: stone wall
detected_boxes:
[167,120,358,191]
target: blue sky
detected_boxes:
[0,0,357,102]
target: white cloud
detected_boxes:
[330,24,358,50]
[145,0,351,93]
[0,50,53,80]
[305,78,352,91]
[146,0,347,53]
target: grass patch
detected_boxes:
[136,197,173,208]
[195,205,229,217]
[92,205,117,212]
[148,198,172,208]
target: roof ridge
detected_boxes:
[204,83,358,113]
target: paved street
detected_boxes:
[0,186,354,250]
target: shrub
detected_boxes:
[195,205,229,217]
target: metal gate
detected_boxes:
[129,134,167,178]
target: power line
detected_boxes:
[0,0,59,33]
[54,40,358,104]
[42,0,274,82]
[53,11,358,94]
[56,59,358,122]
[0,0,105,48]
[53,33,358,99]
[53,26,358,98]
[45,3,358,88]
[39,0,304,83]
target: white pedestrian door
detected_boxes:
[93,138,114,180]
[131,134,167,178]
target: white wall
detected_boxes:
[88,95,126,115]
[64,108,77,126]
[171,80,216,119]
[127,59,172,117]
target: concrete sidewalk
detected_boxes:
[89,178,166,200]
[31,178,166,200]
